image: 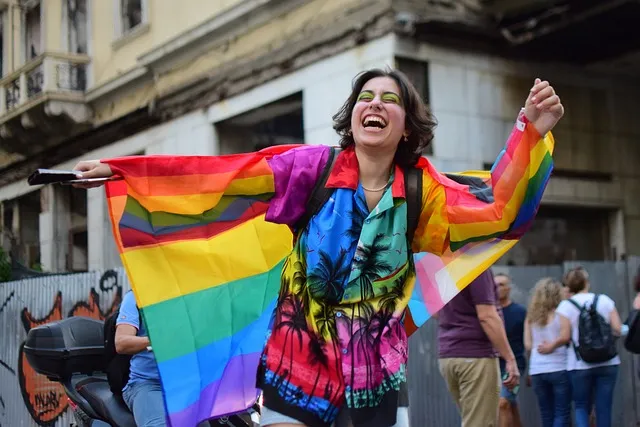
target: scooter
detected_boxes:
[23,316,260,427]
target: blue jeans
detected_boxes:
[570,365,619,427]
[123,380,167,427]
[531,370,571,427]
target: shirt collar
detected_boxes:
[325,146,406,198]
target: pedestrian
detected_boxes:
[438,270,519,427]
[495,273,526,427]
[541,267,623,427]
[525,278,571,427]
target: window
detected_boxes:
[217,93,304,154]
[119,0,145,35]
[65,0,88,54]
[23,2,42,61]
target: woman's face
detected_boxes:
[350,76,407,152]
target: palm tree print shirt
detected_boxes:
[257,112,552,427]
[259,145,414,427]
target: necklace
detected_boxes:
[362,183,388,192]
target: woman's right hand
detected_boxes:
[72,160,113,189]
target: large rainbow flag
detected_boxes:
[104,117,554,426]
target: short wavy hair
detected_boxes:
[332,68,436,168]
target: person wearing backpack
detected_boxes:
[540,267,623,427]
[71,70,564,427]
[115,290,166,427]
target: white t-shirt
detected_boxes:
[556,293,620,371]
[529,313,568,375]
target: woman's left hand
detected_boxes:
[524,78,565,136]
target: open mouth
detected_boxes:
[362,115,387,130]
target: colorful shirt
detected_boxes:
[103,110,555,427]
[259,145,415,427]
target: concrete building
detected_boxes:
[0,0,638,273]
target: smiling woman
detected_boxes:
[68,67,564,427]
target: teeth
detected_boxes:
[363,116,386,127]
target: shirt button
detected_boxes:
[365,219,371,224]
[342,349,348,354]
[354,256,361,261]
[336,312,342,318]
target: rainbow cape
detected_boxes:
[104,118,554,426]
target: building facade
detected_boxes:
[0,0,639,274]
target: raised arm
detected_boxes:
[72,144,332,228]
[413,79,563,255]
[406,80,563,332]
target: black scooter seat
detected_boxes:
[75,377,137,427]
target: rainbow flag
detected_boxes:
[104,115,554,426]
[405,116,555,333]
[105,147,296,426]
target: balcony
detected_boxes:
[0,52,93,156]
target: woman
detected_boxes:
[541,267,622,427]
[72,69,563,427]
[524,278,571,427]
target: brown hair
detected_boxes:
[563,266,589,295]
[527,278,563,326]
[332,68,436,168]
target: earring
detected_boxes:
[348,129,352,136]
[403,135,408,142]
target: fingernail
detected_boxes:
[532,97,537,102]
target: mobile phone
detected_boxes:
[28,169,122,186]
[59,177,122,185]
[28,169,80,185]
[502,372,520,395]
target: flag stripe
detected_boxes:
[119,216,291,307]
[143,260,283,362]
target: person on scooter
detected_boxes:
[116,290,167,427]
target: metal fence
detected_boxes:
[1,259,639,426]
[407,257,640,427]
[0,269,130,427]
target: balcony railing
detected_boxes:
[0,52,90,116]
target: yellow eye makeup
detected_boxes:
[357,92,374,101]
[357,91,401,104]
[382,93,401,104]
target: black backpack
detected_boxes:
[293,147,423,242]
[568,295,618,363]
[103,303,141,395]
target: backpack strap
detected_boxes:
[567,298,583,312]
[566,298,583,360]
[591,294,600,311]
[404,167,423,245]
[294,148,424,243]
[293,147,340,232]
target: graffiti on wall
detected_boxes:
[16,270,122,426]
[0,291,16,376]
